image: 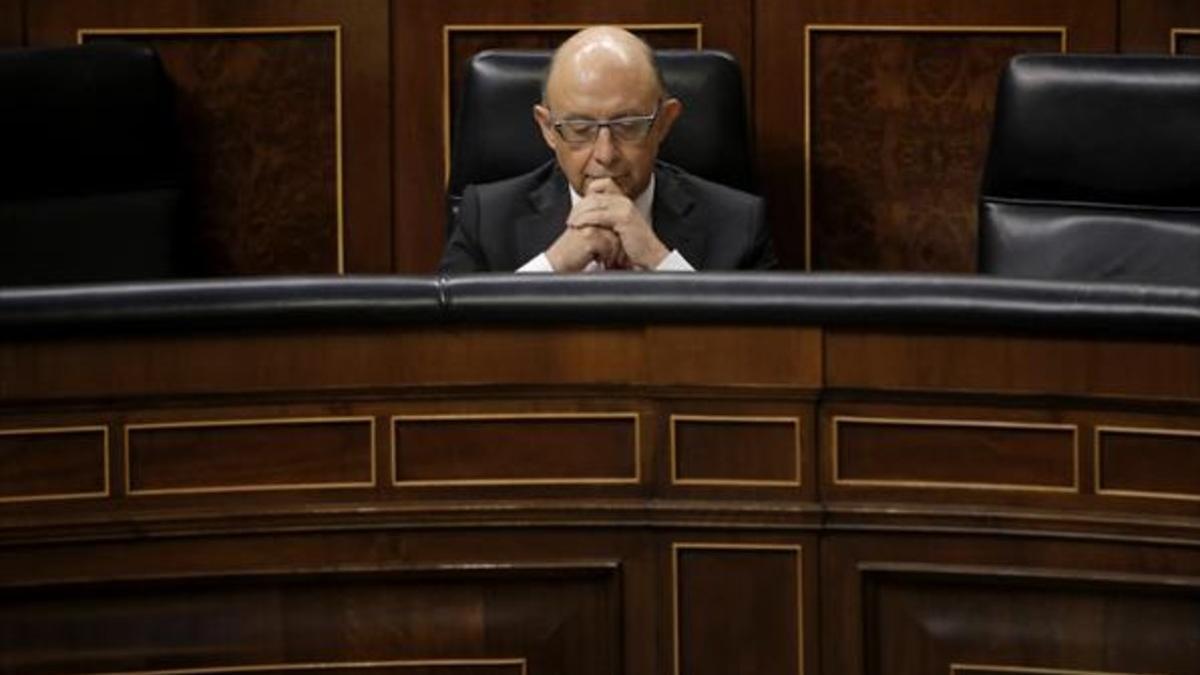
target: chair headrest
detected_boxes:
[448,49,753,196]
[0,42,179,200]
[981,53,1200,208]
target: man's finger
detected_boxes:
[585,177,620,195]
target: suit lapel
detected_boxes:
[516,167,571,265]
[651,165,706,268]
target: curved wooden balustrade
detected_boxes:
[2,275,1199,675]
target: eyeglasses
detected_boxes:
[549,101,661,145]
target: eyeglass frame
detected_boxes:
[546,99,664,146]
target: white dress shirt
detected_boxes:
[517,175,695,272]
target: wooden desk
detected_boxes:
[2,282,1199,674]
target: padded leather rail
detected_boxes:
[2,274,1198,337]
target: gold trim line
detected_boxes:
[124,415,376,496]
[831,415,1079,493]
[669,414,803,487]
[86,658,529,675]
[392,412,641,486]
[672,542,804,675]
[1094,424,1200,502]
[0,425,110,504]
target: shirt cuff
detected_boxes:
[655,249,695,272]
[517,253,556,273]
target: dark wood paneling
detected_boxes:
[754,0,1118,270]
[0,0,21,46]
[833,416,1076,490]
[825,329,1200,400]
[646,326,823,387]
[671,416,800,485]
[674,544,803,675]
[127,417,374,494]
[823,535,1200,675]
[807,29,1061,272]
[393,0,754,273]
[1097,426,1200,501]
[1120,0,1200,53]
[26,0,392,274]
[866,565,1200,674]
[0,426,106,501]
[393,414,638,484]
[0,563,618,674]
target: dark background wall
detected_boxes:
[7,0,1199,274]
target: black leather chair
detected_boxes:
[0,42,184,286]
[447,49,753,231]
[978,53,1200,286]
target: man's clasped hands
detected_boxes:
[544,177,669,272]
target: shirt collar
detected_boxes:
[568,174,656,227]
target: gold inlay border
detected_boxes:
[669,414,802,487]
[87,658,528,675]
[78,25,347,274]
[1094,424,1200,502]
[1170,27,1200,55]
[0,425,110,504]
[831,415,1080,493]
[391,412,642,486]
[672,542,804,675]
[802,23,1069,271]
[124,416,376,496]
[952,665,1161,675]
[441,22,704,185]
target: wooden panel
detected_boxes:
[673,543,803,675]
[0,426,108,503]
[671,415,801,486]
[955,662,1142,667]
[394,0,753,273]
[825,329,1200,400]
[1096,426,1200,502]
[393,413,638,485]
[1120,0,1200,53]
[822,535,1200,675]
[26,0,392,274]
[126,417,375,495]
[864,564,1200,675]
[754,0,1117,270]
[806,28,1062,272]
[0,0,21,46]
[833,416,1078,492]
[647,326,823,387]
[0,563,615,674]
[1178,31,1200,54]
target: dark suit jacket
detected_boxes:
[439,161,777,272]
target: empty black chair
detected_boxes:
[978,53,1200,286]
[0,42,184,286]
[447,49,753,230]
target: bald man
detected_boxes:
[439,26,777,273]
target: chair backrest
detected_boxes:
[447,49,753,230]
[978,53,1200,286]
[0,42,184,286]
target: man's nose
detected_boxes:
[591,126,616,164]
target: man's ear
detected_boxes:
[533,104,558,150]
[655,97,684,140]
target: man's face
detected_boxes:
[534,50,680,198]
